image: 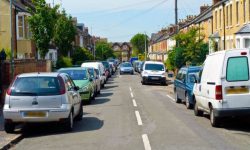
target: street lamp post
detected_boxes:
[144,32,147,61]
[10,0,14,79]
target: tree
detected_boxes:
[95,41,115,60]
[130,33,149,56]
[28,0,59,59]
[54,10,76,56]
[72,47,94,65]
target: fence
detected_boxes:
[0,59,51,106]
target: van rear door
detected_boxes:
[222,51,250,108]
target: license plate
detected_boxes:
[151,77,159,80]
[226,88,249,94]
[24,111,46,117]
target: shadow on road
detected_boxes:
[21,117,104,138]
[90,98,110,105]
[98,92,113,97]
[104,85,118,90]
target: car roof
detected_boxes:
[17,72,61,78]
[58,67,87,71]
[180,66,202,71]
[144,61,164,65]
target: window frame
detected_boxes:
[17,15,25,39]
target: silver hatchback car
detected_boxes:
[3,72,83,133]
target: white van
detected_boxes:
[81,62,106,88]
[141,61,166,85]
[193,49,250,127]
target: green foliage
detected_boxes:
[130,33,149,56]
[72,47,94,65]
[56,56,72,69]
[5,48,11,60]
[54,10,76,56]
[166,27,209,70]
[95,41,115,60]
[28,0,59,59]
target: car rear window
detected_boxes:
[11,77,60,96]
[59,70,88,80]
[226,57,249,82]
[121,63,132,67]
[145,64,164,71]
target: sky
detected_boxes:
[46,0,212,42]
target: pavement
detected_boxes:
[2,73,250,150]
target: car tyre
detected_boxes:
[4,122,15,133]
[210,107,220,127]
[65,111,74,131]
[75,104,83,121]
[174,90,181,103]
[194,100,203,116]
[185,94,192,109]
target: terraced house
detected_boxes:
[210,0,250,52]
[0,0,36,59]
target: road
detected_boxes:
[12,73,250,150]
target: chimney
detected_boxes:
[200,5,209,14]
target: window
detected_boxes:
[244,39,250,48]
[145,64,164,71]
[59,70,88,80]
[17,16,24,39]
[226,57,249,82]
[236,39,240,48]
[219,9,222,28]
[176,70,183,80]
[230,4,232,26]
[226,6,229,27]
[244,0,247,22]
[236,1,239,24]
[215,11,218,29]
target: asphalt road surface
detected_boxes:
[12,73,250,150]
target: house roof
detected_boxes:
[12,0,28,12]
[209,31,220,38]
[235,24,250,34]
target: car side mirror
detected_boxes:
[74,86,80,91]
[190,75,197,83]
[102,73,105,76]
[168,73,173,78]
[89,78,93,82]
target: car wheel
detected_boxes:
[65,111,74,131]
[185,94,192,109]
[194,100,203,116]
[75,104,83,121]
[210,107,220,127]
[101,83,105,88]
[174,90,181,103]
[4,122,15,133]
[97,90,101,95]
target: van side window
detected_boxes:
[226,57,249,82]
[176,70,182,80]
[182,71,187,82]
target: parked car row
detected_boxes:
[3,60,118,133]
[174,49,250,127]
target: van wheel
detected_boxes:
[65,111,74,131]
[174,90,181,103]
[185,94,192,109]
[194,101,203,116]
[210,107,220,127]
[4,122,15,133]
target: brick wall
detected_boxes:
[0,59,51,106]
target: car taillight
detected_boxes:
[241,52,247,55]
[58,76,66,94]
[215,85,223,100]
[6,88,12,95]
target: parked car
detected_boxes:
[109,61,116,74]
[119,62,134,75]
[86,67,101,95]
[58,67,95,104]
[81,62,106,87]
[3,72,83,133]
[138,61,145,74]
[135,61,142,72]
[141,61,166,85]
[174,66,202,109]
[193,49,250,127]
[102,61,112,78]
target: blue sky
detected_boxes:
[46,0,212,42]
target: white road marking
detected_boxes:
[132,99,137,107]
[166,95,175,103]
[129,87,132,92]
[142,134,152,150]
[130,92,134,98]
[135,111,143,126]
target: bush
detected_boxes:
[56,56,72,69]
[72,47,94,65]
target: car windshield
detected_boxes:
[59,70,88,80]
[145,64,164,71]
[102,61,110,69]
[11,77,60,96]
[121,63,132,67]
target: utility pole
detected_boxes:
[10,0,14,79]
[144,32,147,61]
